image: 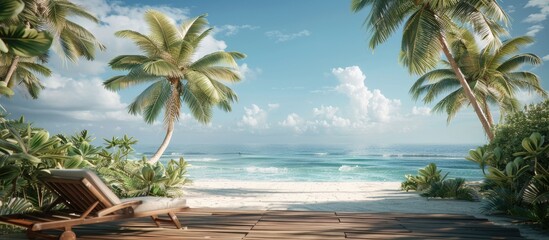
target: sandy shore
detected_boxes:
[184,181,546,239]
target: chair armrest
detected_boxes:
[97,200,142,217]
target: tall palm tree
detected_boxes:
[0,54,51,99]
[410,30,547,125]
[351,0,510,141]
[2,0,105,90]
[104,11,244,164]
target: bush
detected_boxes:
[402,163,477,201]
[467,100,549,228]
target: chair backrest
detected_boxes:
[41,169,122,214]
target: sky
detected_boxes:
[3,0,549,147]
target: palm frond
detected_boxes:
[144,10,180,52]
[109,55,149,70]
[115,30,162,56]
[127,80,171,124]
[181,82,213,123]
[184,70,220,102]
[400,9,442,75]
[497,54,542,73]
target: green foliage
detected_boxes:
[468,102,549,228]
[0,115,190,222]
[402,163,476,201]
[420,178,478,201]
[489,100,549,163]
[401,163,448,191]
[98,158,189,198]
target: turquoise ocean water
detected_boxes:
[136,144,483,182]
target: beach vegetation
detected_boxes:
[351,0,510,141]
[410,31,546,126]
[468,100,549,228]
[0,114,191,234]
[104,11,245,164]
[402,163,477,201]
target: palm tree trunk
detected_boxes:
[1,56,20,87]
[483,99,494,127]
[438,34,494,141]
[148,121,174,164]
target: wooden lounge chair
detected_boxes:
[0,169,188,240]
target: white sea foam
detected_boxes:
[245,167,288,174]
[186,158,220,162]
[339,165,360,172]
[314,152,329,156]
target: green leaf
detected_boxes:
[0,26,53,57]
[0,165,20,181]
[0,0,24,20]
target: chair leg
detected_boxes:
[168,212,182,229]
[59,227,76,240]
[150,215,161,227]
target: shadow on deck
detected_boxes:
[5,208,525,239]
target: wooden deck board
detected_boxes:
[2,209,525,239]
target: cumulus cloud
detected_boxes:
[543,54,549,61]
[239,63,262,80]
[265,30,311,42]
[313,105,351,128]
[280,113,305,133]
[216,24,259,36]
[238,104,269,129]
[332,66,401,123]
[412,106,432,116]
[6,73,137,122]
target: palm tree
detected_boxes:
[0,54,51,99]
[410,31,547,125]
[104,11,244,164]
[2,0,105,91]
[351,0,510,141]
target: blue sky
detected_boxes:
[3,0,549,147]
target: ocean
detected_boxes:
[136,144,484,182]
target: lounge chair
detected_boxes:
[0,169,188,240]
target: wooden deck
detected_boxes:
[8,209,524,239]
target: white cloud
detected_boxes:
[265,30,311,42]
[526,25,544,36]
[516,90,544,105]
[238,104,269,129]
[524,0,549,27]
[332,66,401,123]
[280,113,305,133]
[412,106,432,116]
[542,54,549,61]
[8,73,138,122]
[216,24,259,36]
[312,105,351,128]
[239,63,262,80]
[507,5,516,13]
[268,103,280,110]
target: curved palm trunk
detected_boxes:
[483,99,494,127]
[438,35,494,141]
[2,56,20,87]
[148,122,174,164]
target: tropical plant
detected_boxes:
[351,0,510,140]
[100,158,189,198]
[489,100,549,165]
[401,163,448,191]
[420,178,477,201]
[104,11,245,164]
[410,32,546,126]
[1,0,104,95]
[0,54,51,98]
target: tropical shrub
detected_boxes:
[420,178,478,201]
[402,163,477,201]
[467,101,549,228]
[401,163,448,192]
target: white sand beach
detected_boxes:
[185,181,546,239]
